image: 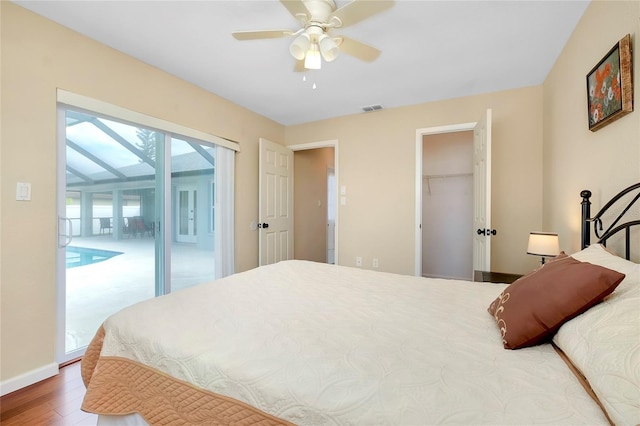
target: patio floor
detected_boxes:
[65,234,215,353]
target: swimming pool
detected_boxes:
[66,246,123,268]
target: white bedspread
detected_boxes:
[100,260,607,425]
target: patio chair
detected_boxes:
[99,217,112,234]
[123,217,135,238]
[130,216,152,238]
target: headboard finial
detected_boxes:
[580,190,592,199]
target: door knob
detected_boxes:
[258,223,269,229]
[477,228,496,236]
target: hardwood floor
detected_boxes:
[0,361,98,425]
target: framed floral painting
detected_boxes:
[586,34,633,131]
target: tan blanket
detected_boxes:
[81,326,293,426]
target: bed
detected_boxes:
[81,183,640,425]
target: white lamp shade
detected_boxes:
[304,43,322,70]
[318,34,339,62]
[527,232,560,257]
[290,33,311,60]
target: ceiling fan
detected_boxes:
[232,0,395,71]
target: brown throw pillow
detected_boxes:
[487,254,625,349]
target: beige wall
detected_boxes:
[543,0,640,260]
[0,2,283,382]
[293,148,334,262]
[285,86,544,275]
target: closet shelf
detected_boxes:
[423,172,473,195]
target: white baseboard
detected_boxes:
[0,363,59,396]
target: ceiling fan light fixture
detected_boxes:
[289,33,311,60]
[318,34,339,62]
[304,43,322,70]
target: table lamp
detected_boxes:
[527,232,560,265]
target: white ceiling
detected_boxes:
[14,0,589,126]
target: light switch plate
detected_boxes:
[16,182,32,201]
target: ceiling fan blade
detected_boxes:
[331,0,394,28]
[336,36,381,62]
[279,0,309,21]
[232,29,294,40]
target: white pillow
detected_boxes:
[570,243,638,277]
[554,244,640,426]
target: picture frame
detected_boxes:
[586,34,633,131]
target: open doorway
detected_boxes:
[422,131,473,279]
[415,110,492,278]
[293,147,336,263]
[288,140,338,264]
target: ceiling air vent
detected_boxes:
[362,104,383,112]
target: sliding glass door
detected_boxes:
[170,137,216,292]
[57,107,223,362]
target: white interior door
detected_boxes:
[176,186,197,243]
[473,109,492,271]
[259,138,293,266]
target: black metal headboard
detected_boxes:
[581,182,640,260]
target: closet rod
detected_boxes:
[423,172,472,180]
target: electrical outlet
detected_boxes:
[356,256,362,266]
[373,258,379,268]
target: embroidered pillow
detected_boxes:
[487,254,625,349]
